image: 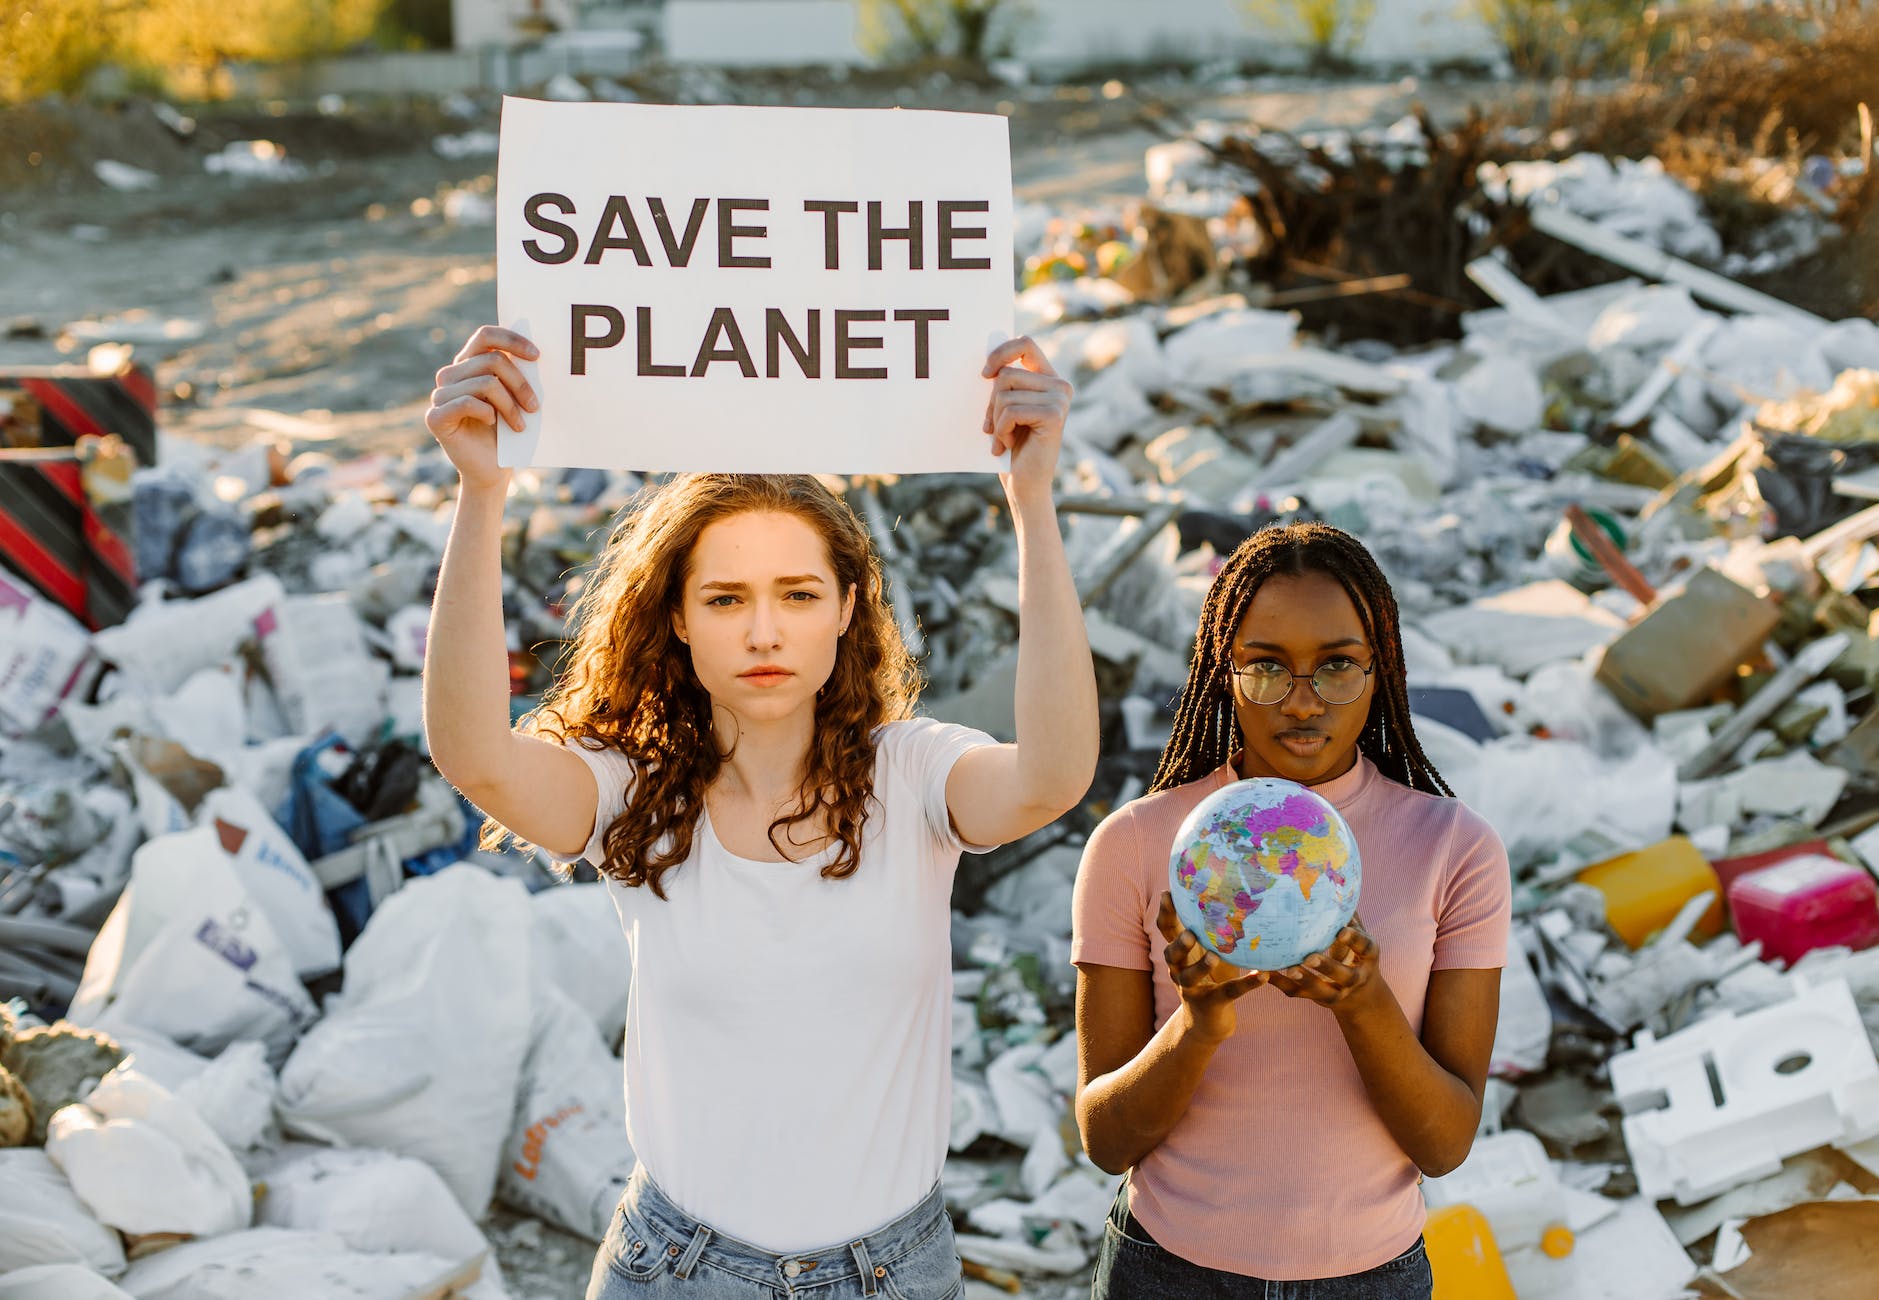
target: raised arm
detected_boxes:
[422,326,597,859]
[946,336,1099,846]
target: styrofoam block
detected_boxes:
[1608,977,1879,1203]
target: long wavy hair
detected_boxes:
[1150,522,1451,797]
[504,474,919,895]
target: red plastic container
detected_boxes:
[1713,840,1833,901]
[1728,855,1879,966]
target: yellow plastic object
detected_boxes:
[1424,1203,1518,1300]
[1577,835,1725,949]
[1540,1223,1575,1259]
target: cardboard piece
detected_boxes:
[1692,1198,1879,1299]
[1594,566,1780,719]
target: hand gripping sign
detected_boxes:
[496,99,1016,474]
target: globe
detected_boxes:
[1168,778,1363,971]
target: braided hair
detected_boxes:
[1149,522,1452,798]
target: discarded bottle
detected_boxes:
[1423,1203,1517,1300]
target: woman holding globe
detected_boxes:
[422,326,1099,1299]
[1072,522,1511,1299]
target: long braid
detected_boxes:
[1150,523,1452,798]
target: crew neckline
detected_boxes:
[701,805,840,869]
[1211,751,1378,809]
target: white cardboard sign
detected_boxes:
[496,99,1015,474]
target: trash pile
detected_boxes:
[5,113,1879,1300]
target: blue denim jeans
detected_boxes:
[1091,1183,1433,1300]
[586,1166,963,1300]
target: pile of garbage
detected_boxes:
[5,118,1879,1300]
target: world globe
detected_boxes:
[1168,778,1363,971]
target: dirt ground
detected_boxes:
[0,68,1508,463]
[0,65,1505,1299]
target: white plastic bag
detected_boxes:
[254,594,389,748]
[198,785,341,978]
[0,1265,135,1300]
[149,666,247,773]
[499,984,635,1241]
[276,865,531,1215]
[114,1228,480,1300]
[0,573,96,737]
[1445,735,1676,868]
[90,574,284,696]
[176,1040,278,1152]
[257,1145,490,1263]
[110,1025,213,1084]
[0,1149,127,1277]
[531,882,628,1043]
[110,1029,276,1152]
[1491,930,1553,1078]
[67,828,317,1062]
[44,1066,251,1239]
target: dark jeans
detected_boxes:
[1091,1184,1433,1300]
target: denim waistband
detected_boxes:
[620,1164,951,1294]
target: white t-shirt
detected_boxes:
[545,716,998,1251]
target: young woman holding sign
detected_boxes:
[1071,523,1511,1300]
[422,325,1098,1300]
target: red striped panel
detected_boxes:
[0,504,85,614]
[116,365,157,411]
[82,509,136,587]
[33,457,85,506]
[21,379,105,444]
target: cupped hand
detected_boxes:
[425,325,539,492]
[1156,891,1268,1042]
[1266,917,1382,1014]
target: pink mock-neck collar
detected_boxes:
[1209,751,1378,809]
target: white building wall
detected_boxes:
[664,0,865,64]
[453,0,582,49]
[658,0,1497,69]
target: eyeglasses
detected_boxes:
[1230,658,1374,706]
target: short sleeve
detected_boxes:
[536,739,639,868]
[1071,806,1152,971]
[881,716,1000,855]
[1429,808,1513,972]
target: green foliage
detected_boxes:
[857,0,1026,62]
[1474,0,1675,78]
[0,0,125,100]
[378,0,453,49]
[1242,0,1376,66]
[0,0,392,102]
[122,0,388,77]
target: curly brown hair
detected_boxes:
[499,474,919,896]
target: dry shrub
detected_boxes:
[1475,0,1672,79]
[1637,0,1879,157]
